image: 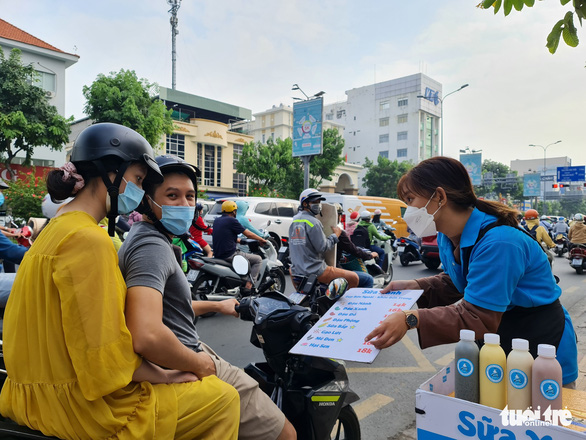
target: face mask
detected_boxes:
[403,192,441,238]
[0,193,4,206]
[309,203,321,216]
[118,179,145,215]
[149,197,195,235]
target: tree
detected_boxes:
[236,129,345,199]
[476,159,524,202]
[479,0,584,53]
[82,69,174,148]
[3,169,47,222]
[362,156,414,198]
[0,48,71,176]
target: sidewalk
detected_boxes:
[391,298,586,440]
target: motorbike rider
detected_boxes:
[289,188,359,288]
[372,209,388,230]
[235,199,267,239]
[189,202,213,257]
[357,210,391,264]
[345,210,360,236]
[366,156,578,387]
[119,154,296,440]
[552,216,569,238]
[539,214,552,232]
[0,124,241,439]
[568,213,586,248]
[213,200,267,295]
[524,209,555,251]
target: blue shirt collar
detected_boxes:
[458,208,498,249]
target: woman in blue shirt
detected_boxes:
[366,157,578,385]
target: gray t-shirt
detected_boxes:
[118,221,201,351]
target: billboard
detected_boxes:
[556,165,585,182]
[459,153,482,185]
[293,97,323,157]
[523,174,541,197]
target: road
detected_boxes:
[196,256,586,440]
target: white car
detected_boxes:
[204,197,299,247]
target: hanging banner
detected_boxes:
[523,174,541,197]
[459,153,482,186]
[293,97,323,157]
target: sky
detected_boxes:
[2,0,585,168]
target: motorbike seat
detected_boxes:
[200,257,233,268]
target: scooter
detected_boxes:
[277,237,291,272]
[233,256,361,440]
[553,233,569,257]
[370,236,394,283]
[569,243,586,274]
[396,236,422,266]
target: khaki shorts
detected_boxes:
[200,342,286,440]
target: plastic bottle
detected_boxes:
[455,329,479,403]
[479,333,507,409]
[532,344,562,418]
[506,338,533,410]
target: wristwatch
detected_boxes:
[404,311,418,330]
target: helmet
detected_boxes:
[374,209,382,216]
[524,209,539,220]
[360,210,371,220]
[349,211,360,221]
[222,200,237,213]
[299,188,325,205]
[574,213,584,222]
[71,122,162,185]
[195,203,204,211]
[540,215,548,220]
[559,217,565,221]
[154,155,200,186]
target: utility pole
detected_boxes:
[168,0,181,90]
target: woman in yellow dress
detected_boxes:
[0,123,240,440]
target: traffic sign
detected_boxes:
[540,175,555,181]
[556,166,585,182]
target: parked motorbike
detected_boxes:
[233,256,361,440]
[553,233,569,257]
[397,236,422,266]
[569,243,586,274]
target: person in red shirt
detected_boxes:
[189,203,213,257]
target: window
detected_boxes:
[398,98,408,107]
[276,202,297,217]
[166,134,185,158]
[262,134,266,143]
[380,101,390,110]
[397,131,408,141]
[34,70,56,92]
[379,134,389,143]
[397,114,408,124]
[216,148,222,187]
[232,173,246,196]
[255,202,277,216]
[326,113,333,120]
[397,148,408,158]
[379,117,389,127]
[204,145,215,186]
[271,132,275,141]
[12,157,55,167]
[233,144,243,167]
[197,143,203,184]
[336,109,346,119]
[379,151,389,159]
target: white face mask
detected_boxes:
[403,192,442,238]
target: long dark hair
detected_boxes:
[397,157,518,227]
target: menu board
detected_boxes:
[289,288,423,363]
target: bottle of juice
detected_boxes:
[479,333,507,409]
[506,338,533,410]
[532,344,562,417]
[455,329,479,403]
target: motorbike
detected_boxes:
[569,243,586,274]
[188,238,286,305]
[374,220,398,259]
[553,233,569,257]
[397,236,422,266]
[277,237,291,272]
[233,256,361,440]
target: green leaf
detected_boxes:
[546,20,564,53]
[494,0,503,13]
[562,13,580,46]
[504,0,513,15]
[481,0,497,8]
[560,0,571,5]
[513,0,524,10]
[524,0,535,6]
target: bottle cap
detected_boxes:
[460,329,475,341]
[511,338,529,351]
[537,344,556,358]
[484,333,500,345]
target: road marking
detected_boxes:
[566,286,579,293]
[353,393,394,420]
[434,352,455,366]
[348,335,436,373]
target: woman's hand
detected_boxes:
[165,369,199,384]
[381,279,420,294]
[364,312,408,349]
[133,359,199,384]
[193,352,216,378]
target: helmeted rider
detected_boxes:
[289,188,359,289]
[552,216,569,237]
[372,209,388,230]
[357,210,391,264]
[539,214,552,232]
[189,203,213,257]
[568,213,586,248]
[235,200,266,239]
[524,209,555,261]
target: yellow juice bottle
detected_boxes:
[479,333,507,409]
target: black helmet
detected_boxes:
[196,203,204,211]
[154,154,201,188]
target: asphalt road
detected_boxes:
[196,256,586,440]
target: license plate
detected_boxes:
[288,292,307,305]
[187,269,199,282]
[278,246,287,253]
[397,246,405,254]
[572,259,582,266]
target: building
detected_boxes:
[339,73,442,166]
[510,156,583,199]
[0,18,79,168]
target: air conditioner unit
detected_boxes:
[45,90,56,98]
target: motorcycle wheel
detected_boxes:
[267,237,279,251]
[400,254,410,267]
[576,267,584,275]
[424,259,441,270]
[330,405,361,440]
[268,267,287,293]
[191,275,217,318]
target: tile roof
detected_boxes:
[0,18,77,57]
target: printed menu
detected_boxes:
[289,288,423,363]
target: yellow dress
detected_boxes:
[0,211,239,440]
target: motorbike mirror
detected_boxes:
[325,278,349,300]
[232,255,250,276]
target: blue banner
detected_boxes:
[523,174,541,197]
[293,98,323,157]
[556,165,585,182]
[459,153,482,185]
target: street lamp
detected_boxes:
[459,147,482,154]
[292,84,325,101]
[529,140,562,215]
[418,83,469,157]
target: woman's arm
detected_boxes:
[132,358,198,384]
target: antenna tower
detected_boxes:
[168,0,181,90]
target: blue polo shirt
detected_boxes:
[438,208,577,384]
